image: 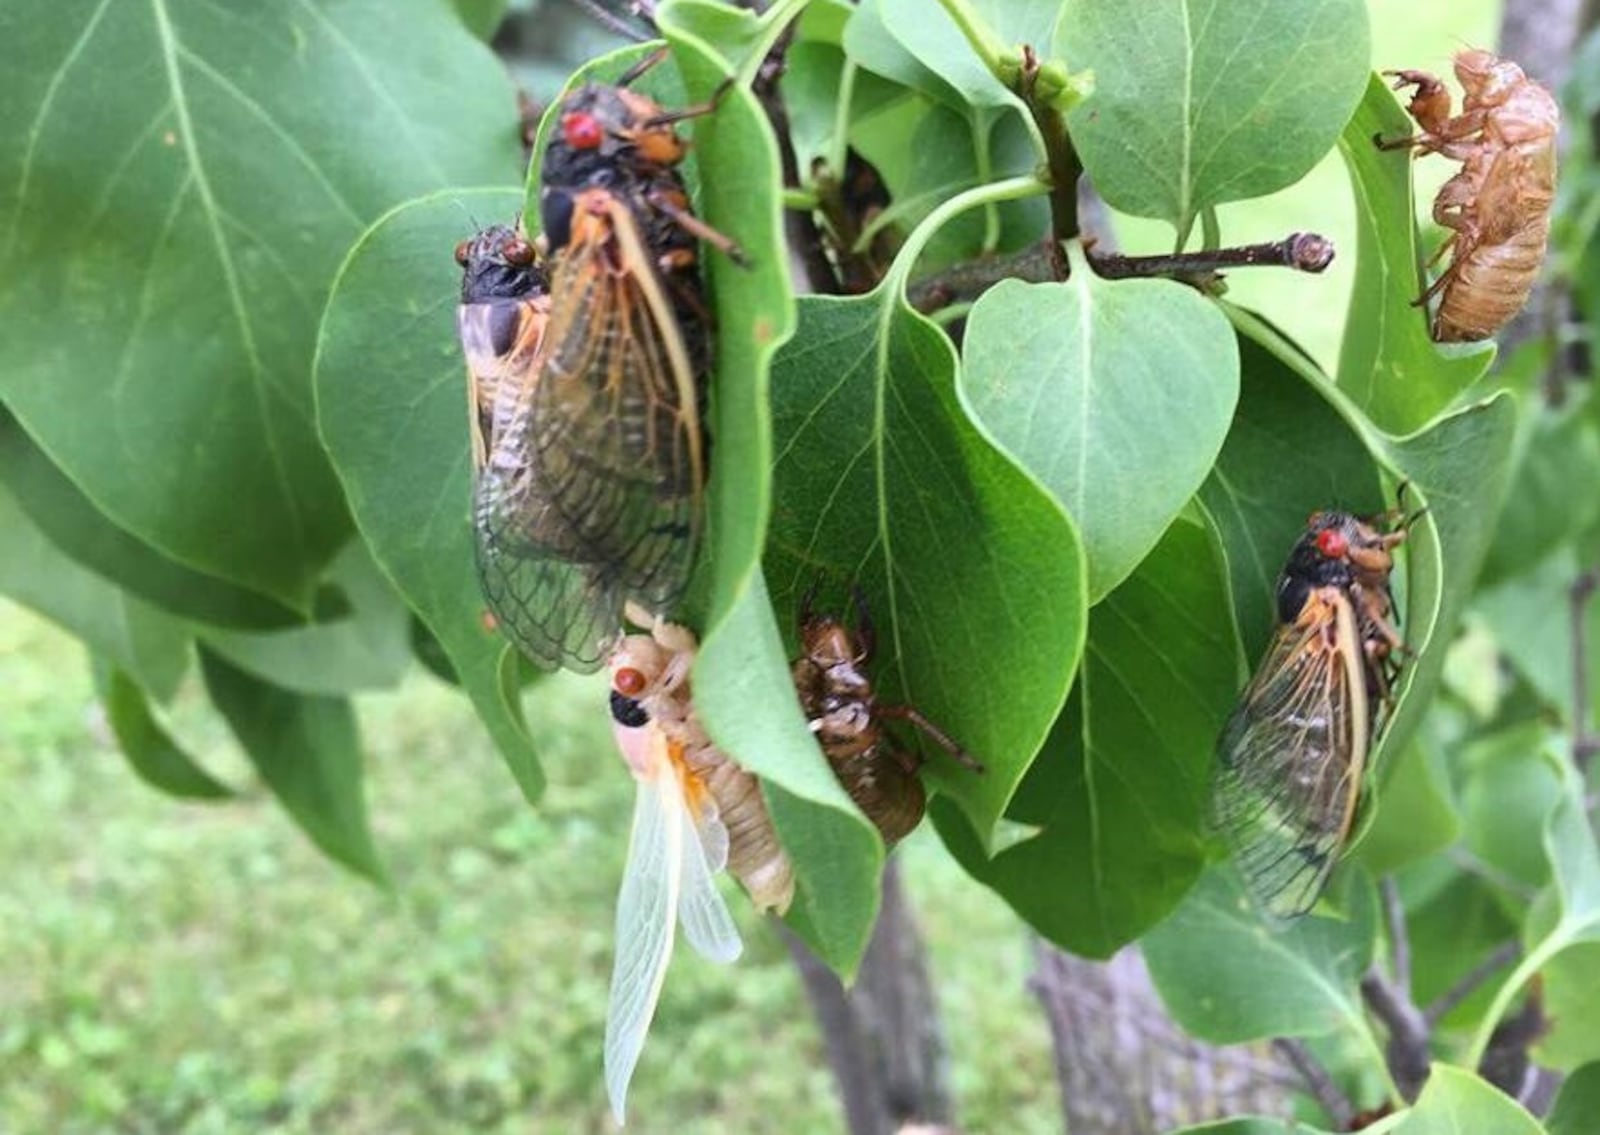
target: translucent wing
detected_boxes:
[532,189,704,607]
[472,190,704,672]
[1213,586,1370,920]
[604,719,740,1123]
[605,749,683,1125]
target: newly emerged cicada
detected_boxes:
[1379,49,1559,342]
[468,51,742,672]
[1212,508,1409,920]
[791,589,984,845]
[602,610,792,1121]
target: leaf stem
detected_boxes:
[933,0,1007,76]
[882,175,1048,299]
[1466,931,1568,1069]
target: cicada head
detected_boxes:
[1454,49,1527,107]
[455,223,543,304]
[1278,512,1402,623]
[542,83,688,199]
[798,612,862,671]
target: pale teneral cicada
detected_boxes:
[463,52,738,672]
[1212,508,1409,920]
[602,609,792,1122]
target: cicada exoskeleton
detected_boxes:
[470,54,742,673]
[1212,508,1409,920]
[1378,50,1558,342]
[792,589,984,846]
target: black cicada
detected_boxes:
[465,52,742,672]
[1212,507,1409,919]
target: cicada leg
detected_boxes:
[877,704,986,773]
[644,186,750,266]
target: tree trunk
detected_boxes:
[783,858,955,1135]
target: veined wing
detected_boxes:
[1213,586,1370,920]
[533,188,705,609]
[605,716,740,1124]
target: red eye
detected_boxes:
[1316,529,1349,559]
[454,239,472,266]
[614,667,647,696]
[562,111,605,150]
[500,236,534,266]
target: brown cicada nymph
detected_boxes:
[791,589,985,846]
[1212,507,1409,920]
[1378,49,1559,342]
[465,50,742,672]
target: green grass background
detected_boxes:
[0,0,1501,1130]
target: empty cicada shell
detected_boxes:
[1213,506,1410,920]
[1380,50,1559,342]
[791,589,984,845]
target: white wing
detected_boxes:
[677,803,742,965]
[604,768,682,1125]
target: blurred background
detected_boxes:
[1,0,1584,1130]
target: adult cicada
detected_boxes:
[1212,508,1408,920]
[1379,50,1558,342]
[602,611,790,1121]
[791,589,984,845]
[468,52,740,672]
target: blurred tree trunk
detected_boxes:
[1029,941,1299,1133]
[784,858,955,1135]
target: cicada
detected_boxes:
[468,53,741,672]
[601,611,792,1120]
[1379,50,1558,342]
[791,588,984,845]
[1212,508,1408,920]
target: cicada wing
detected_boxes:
[604,766,684,1125]
[531,191,704,614]
[1213,587,1370,920]
[677,802,741,965]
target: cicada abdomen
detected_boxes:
[1381,50,1558,342]
[609,614,795,914]
[791,589,984,846]
[1212,509,1408,919]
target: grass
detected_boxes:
[0,600,1055,1134]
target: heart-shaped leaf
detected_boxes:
[0,0,523,606]
[1379,1065,1546,1135]
[962,260,1239,601]
[934,517,1238,957]
[1058,0,1371,241]
[315,187,541,802]
[1548,1061,1600,1135]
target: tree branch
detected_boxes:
[1424,941,1522,1026]
[1573,569,1598,774]
[1016,45,1081,265]
[1380,877,1412,999]
[1360,967,1431,1101]
[1271,1038,1355,1129]
[1087,232,1334,282]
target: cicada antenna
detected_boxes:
[849,584,876,665]
[571,0,653,43]
[616,45,670,88]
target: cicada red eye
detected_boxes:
[454,239,472,266]
[1316,529,1349,559]
[614,666,647,697]
[562,111,605,150]
[500,236,535,266]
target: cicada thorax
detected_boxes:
[610,621,796,914]
[1214,507,1410,919]
[1382,50,1559,342]
[791,597,983,846]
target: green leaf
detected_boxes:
[844,0,967,110]
[935,518,1238,956]
[196,540,411,696]
[1143,867,1380,1047]
[0,0,523,606]
[95,663,233,800]
[878,0,1059,109]
[1547,1061,1600,1135]
[1057,0,1371,241]
[1458,723,1564,894]
[1540,944,1600,1071]
[199,646,385,884]
[0,413,298,629]
[1480,403,1600,587]
[1197,325,1386,658]
[1336,75,1495,434]
[315,187,541,803]
[1352,740,1460,876]
[1383,1064,1545,1135]
[0,480,189,703]
[962,261,1239,601]
[1167,1122,1340,1135]
[451,0,508,39]
[1476,548,1586,722]
[1401,871,1519,1030]
[767,285,1086,841]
